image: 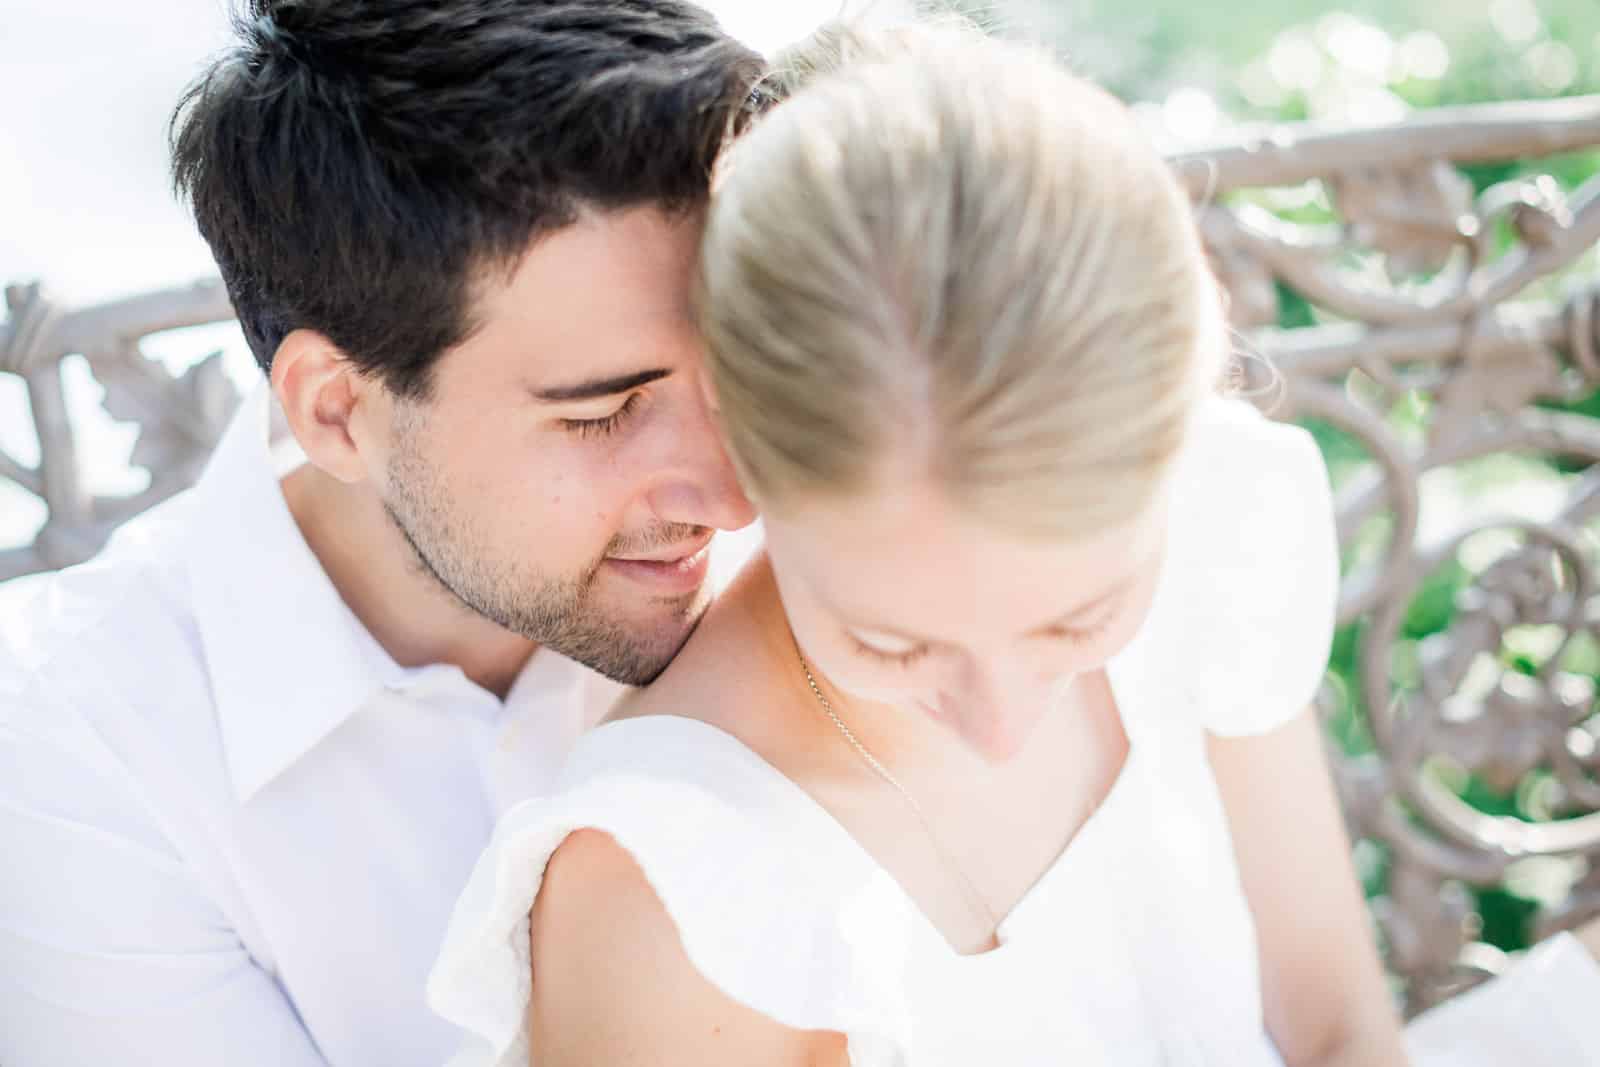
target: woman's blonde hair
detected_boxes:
[699,19,1226,540]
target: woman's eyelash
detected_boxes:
[1045,616,1114,645]
[849,635,931,668]
[562,393,642,439]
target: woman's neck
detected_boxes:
[723,555,972,781]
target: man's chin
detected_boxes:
[552,587,711,686]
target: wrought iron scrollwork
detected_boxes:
[1196,94,1600,1012]
[0,279,237,580]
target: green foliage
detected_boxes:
[1403,560,1468,640]
[1028,0,1600,111]
[1477,888,1543,949]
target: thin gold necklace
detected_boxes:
[797,648,1003,945]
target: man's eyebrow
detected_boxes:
[530,368,671,402]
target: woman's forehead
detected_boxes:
[764,487,1165,637]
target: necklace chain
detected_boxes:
[797,649,1002,940]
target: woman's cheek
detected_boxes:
[835,666,919,707]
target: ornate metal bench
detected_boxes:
[4,94,1600,1014]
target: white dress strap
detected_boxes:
[426,716,915,1067]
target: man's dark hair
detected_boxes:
[171,0,765,397]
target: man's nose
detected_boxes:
[645,390,757,532]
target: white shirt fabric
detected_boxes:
[426,394,1600,1066]
[0,387,617,1067]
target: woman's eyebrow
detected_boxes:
[832,576,1138,646]
[1037,578,1137,630]
[530,367,670,402]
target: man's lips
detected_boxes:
[602,536,714,592]
[608,533,714,565]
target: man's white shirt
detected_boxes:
[0,387,623,1066]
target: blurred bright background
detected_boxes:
[0,0,846,301]
[6,0,1597,302]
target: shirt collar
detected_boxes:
[188,386,441,802]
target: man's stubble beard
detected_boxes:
[382,410,710,686]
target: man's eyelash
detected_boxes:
[562,393,642,439]
[849,635,931,668]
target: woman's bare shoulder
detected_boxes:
[530,828,848,1066]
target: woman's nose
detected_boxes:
[943,663,1060,764]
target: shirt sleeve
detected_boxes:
[1173,398,1340,738]
[0,691,328,1067]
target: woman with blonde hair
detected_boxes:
[427,17,1600,1067]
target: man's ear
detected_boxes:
[270,328,381,485]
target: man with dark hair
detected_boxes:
[0,3,764,1063]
